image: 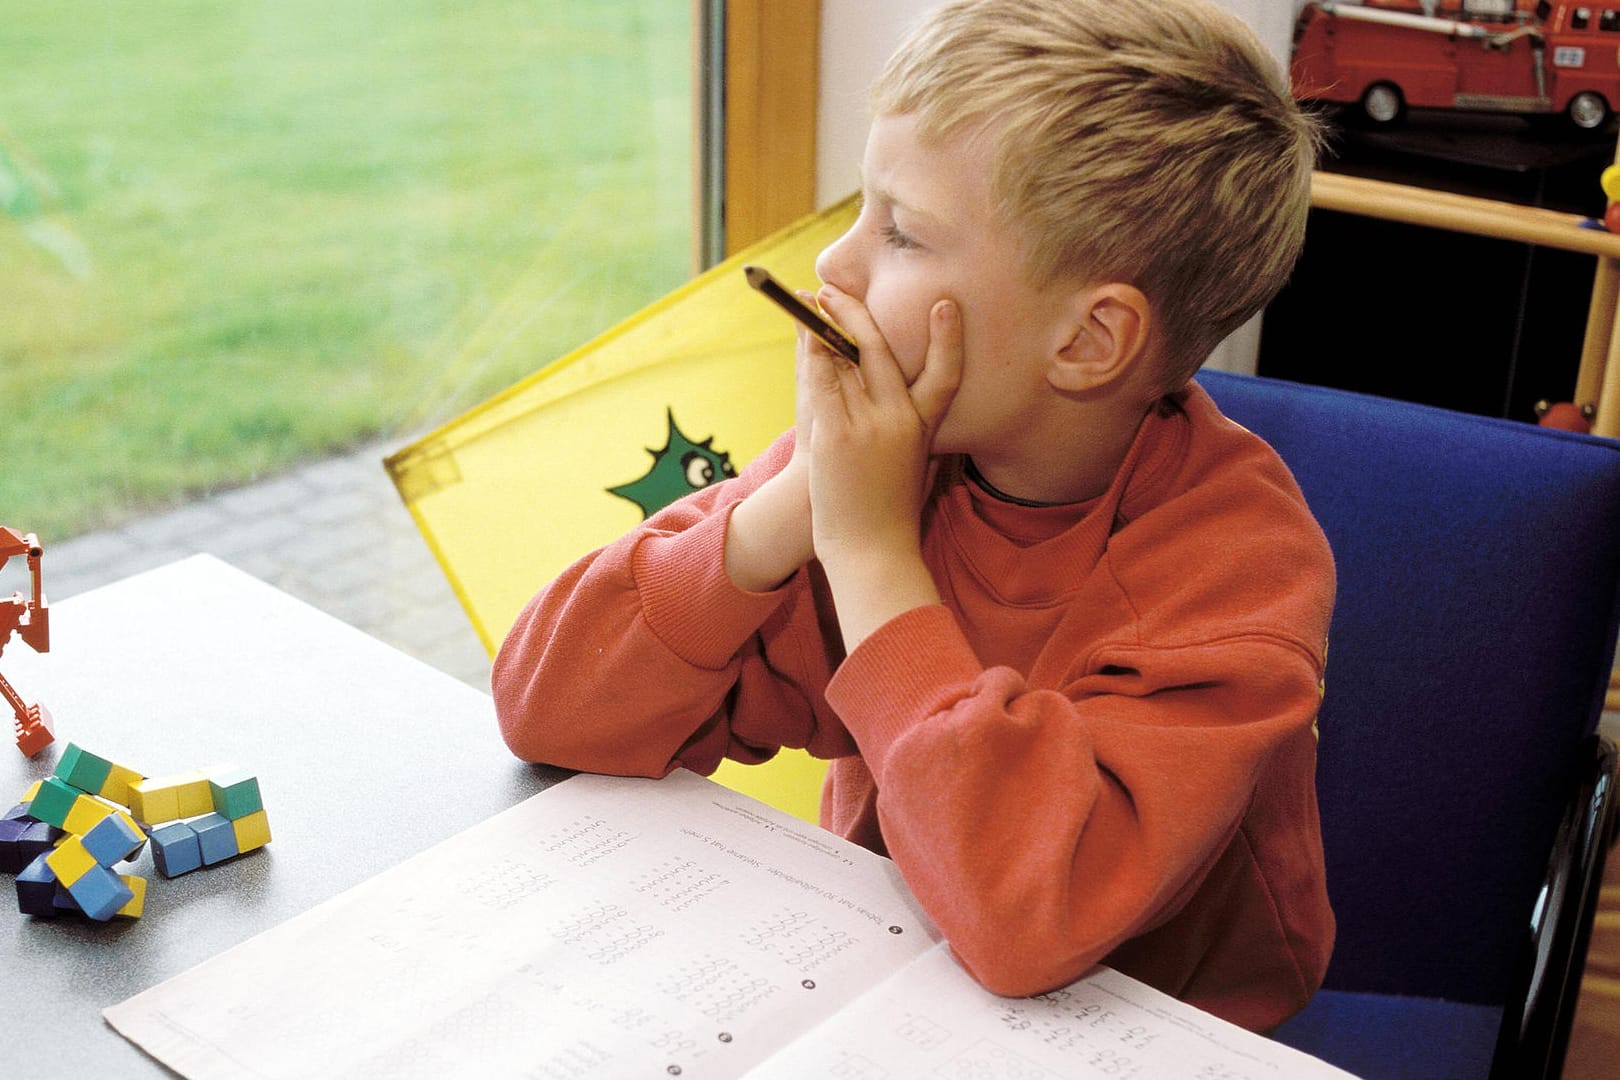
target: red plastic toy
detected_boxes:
[1,526,54,756]
[1293,1,1620,132]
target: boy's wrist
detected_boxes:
[818,542,940,652]
[723,468,814,593]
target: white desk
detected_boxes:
[0,555,564,1076]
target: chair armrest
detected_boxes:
[1492,733,1618,1080]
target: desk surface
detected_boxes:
[0,555,565,1076]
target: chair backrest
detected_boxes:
[1197,370,1620,1005]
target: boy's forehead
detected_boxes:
[861,113,994,221]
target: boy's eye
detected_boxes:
[881,224,919,251]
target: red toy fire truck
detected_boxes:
[1292,1,1620,131]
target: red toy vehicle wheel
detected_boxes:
[1566,90,1610,131]
[1360,82,1405,126]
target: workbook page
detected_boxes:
[753,948,1361,1080]
[105,770,938,1080]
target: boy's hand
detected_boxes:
[721,300,827,593]
[805,286,962,649]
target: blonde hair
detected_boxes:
[872,0,1319,391]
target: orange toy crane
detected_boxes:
[1,526,53,756]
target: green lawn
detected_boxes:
[0,0,691,541]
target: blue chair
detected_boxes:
[1196,370,1620,1080]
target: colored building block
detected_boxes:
[2,801,30,823]
[231,809,272,854]
[45,835,97,887]
[20,780,41,804]
[62,794,117,837]
[0,819,55,875]
[192,813,239,866]
[98,763,146,808]
[54,743,114,795]
[149,821,202,878]
[53,882,81,914]
[115,874,146,918]
[82,810,145,866]
[173,771,214,819]
[26,778,80,830]
[127,777,181,826]
[207,767,263,821]
[16,854,58,917]
[64,863,135,921]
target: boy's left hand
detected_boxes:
[805,286,962,649]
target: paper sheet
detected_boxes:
[105,771,937,1079]
[106,770,1357,1079]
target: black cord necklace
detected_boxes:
[962,457,1068,508]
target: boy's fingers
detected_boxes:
[817,285,906,397]
[911,299,963,430]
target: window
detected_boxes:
[0,2,693,545]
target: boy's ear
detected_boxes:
[1048,284,1152,394]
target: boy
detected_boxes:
[494,0,1332,1033]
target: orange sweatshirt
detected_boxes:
[493,383,1336,1031]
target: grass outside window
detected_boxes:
[0,0,691,540]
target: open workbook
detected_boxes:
[105,769,1354,1079]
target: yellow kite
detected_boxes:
[387,198,858,822]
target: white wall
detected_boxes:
[814,1,1313,373]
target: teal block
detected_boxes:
[27,778,80,830]
[150,821,202,878]
[82,813,145,866]
[207,768,263,820]
[192,813,239,865]
[65,863,134,921]
[54,743,114,795]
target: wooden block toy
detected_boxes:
[64,863,135,921]
[26,777,80,830]
[3,801,30,823]
[62,793,117,837]
[0,818,55,875]
[207,766,263,821]
[98,763,146,808]
[81,810,145,866]
[44,835,96,887]
[20,780,41,804]
[54,743,114,795]
[115,874,146,919]
[127,777,181,827]
[149,821,202,878]
[173,771,213,819]
[53,882,81,915]
[231,809,272,855]
[192,813,239,866]
[15,854,59,917]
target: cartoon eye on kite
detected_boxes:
[608,409,738,519]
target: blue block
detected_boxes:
[53,882,82,914]
[16,854,58,917]
[82,813,145,866]
[2,802,32,823]
[150,821,202,878]
[65,863,134,921]
[192,813,239,865]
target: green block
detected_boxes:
[207,768,263,821]
[55,743,114,795]
[29,777,81,829]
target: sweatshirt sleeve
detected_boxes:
[491,432,855,778]
[824,601,1329,1000]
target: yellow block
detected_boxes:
[62,795,116,837]
[173,771,213,818]
[98,763,146,808]
[232,809,272,853]
[128,778,180,826]
[115,875,147,919]
[45,836,96,887]
[21,780,41,803]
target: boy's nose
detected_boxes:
[814,227,863,298]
